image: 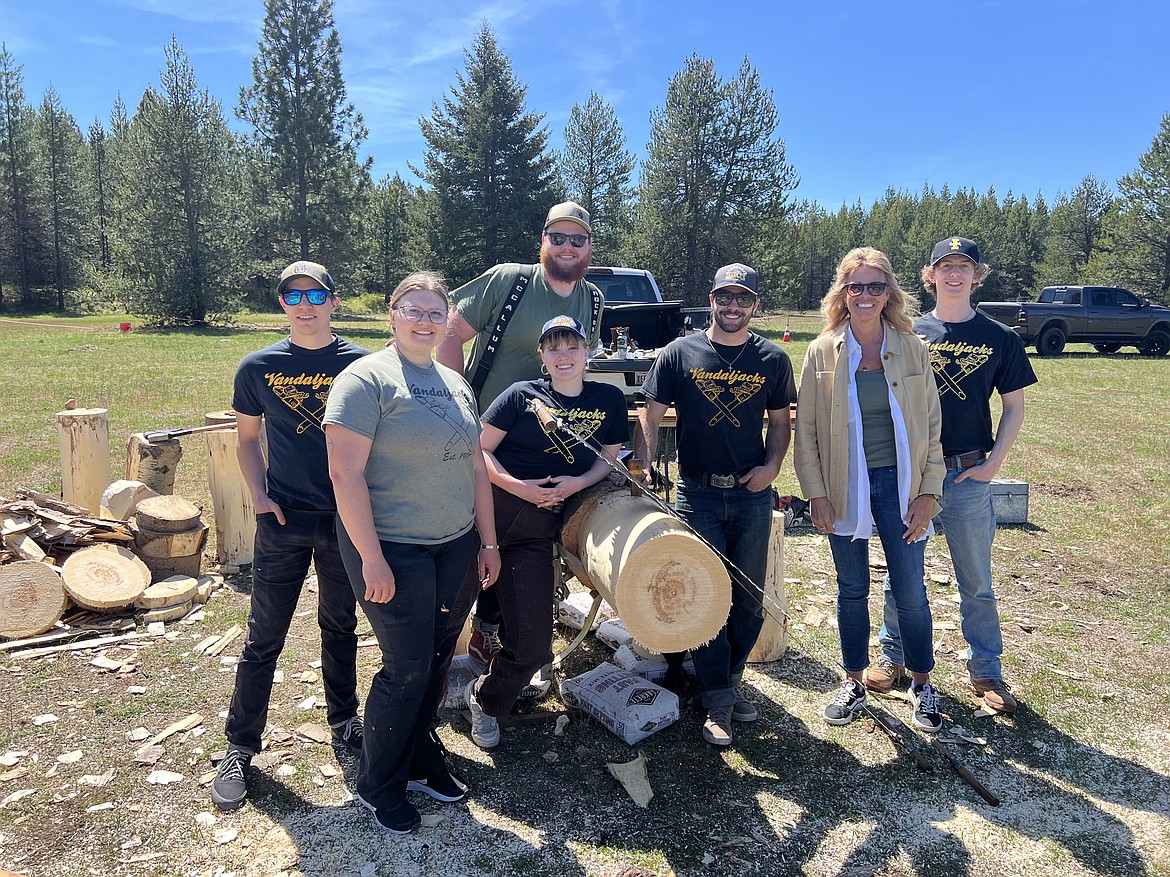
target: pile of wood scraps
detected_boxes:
[1,489,223,644]
[2,491,133,565]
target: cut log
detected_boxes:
[56,407,111,514]
[560,482,731,654]
[747,510,788,664]
[135,576,199,609]
[124,434,183,495]
[139,553,203,581]
[134,495,202,533]
[130,519,209,558]
[139,600,194,623]
[0,561,68,639]
[60,545,148,609]
[100,479,159,521]
[204,412,257,567]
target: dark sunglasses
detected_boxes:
[543,231,590,248]
[845,282,888,297]
[281,289,332,306]
[713,291,759,307]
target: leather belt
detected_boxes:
[679,467,743,489]
[944,450,986,471]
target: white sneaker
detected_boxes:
[464,679,499,749]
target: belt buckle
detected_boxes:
[709,473,736,489]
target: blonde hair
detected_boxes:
[389,271,450,310]
[820,247,916,335]
[920,260,991,296]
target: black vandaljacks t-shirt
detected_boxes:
[914,311,1037,457]
[641,331,797,475]
[232,335,370,512]
[483,379,630,481]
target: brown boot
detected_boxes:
[863,655,905,693]
[971,677,1018,713]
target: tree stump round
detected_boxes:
[0,561,68,639]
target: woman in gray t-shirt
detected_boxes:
[325,271,500,835]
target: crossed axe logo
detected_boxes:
[929,348,989,400]
[273,385,328,434]
[695,379,760,426]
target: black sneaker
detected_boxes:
[354,792,421,835]
[823,679,866,726]
[331,715,363,754]
[910,682,943,733]
[210,745,252,811]
[407,766,469,802]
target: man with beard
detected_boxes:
[437,201,605,667]
[636,263,797,746]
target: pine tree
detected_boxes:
[237,0,370,275]
[414,22,557,285]
[36,86,92,309]
[634,55,796,305]
[559,92,636,261]
[89,120,112,270]
[0,44,43,306]
[120,38,246,323]
[1093,114,1170,302]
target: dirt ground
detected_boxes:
[1,518,1168,877]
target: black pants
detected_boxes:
[225,510,359,752]
[474,487,561,717]
[337,521,477,809]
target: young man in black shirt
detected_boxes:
[866,238,1037,713]
[212,261,370,809]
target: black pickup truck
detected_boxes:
[977,285,1170,356]
[584,267,692,401]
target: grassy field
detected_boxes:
[0,311,1168,877]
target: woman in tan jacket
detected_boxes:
[794,247,945,733]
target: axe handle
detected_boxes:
[143,421,237,441]
[931,739,1001,806]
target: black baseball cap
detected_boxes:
[711,263,759,295]
[929,237,980,266]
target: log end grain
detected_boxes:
[0,561,68,638]
[61,545,149,610]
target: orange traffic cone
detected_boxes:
[782,322,791,343]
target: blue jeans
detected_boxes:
[225,510,359,752]
[880,469,1002,679]
[675,475,773,709]
[337,522,477,809]
[828,466,933,675]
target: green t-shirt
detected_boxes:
[452,263,604,411]
[323,346,480,544]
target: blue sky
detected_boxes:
[2,0,1167,209]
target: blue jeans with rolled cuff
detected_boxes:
[828,466,934,676]
[878,467,1002,679]
[224,510,359,753]
[336,522,477,810]
[674,473,773,710]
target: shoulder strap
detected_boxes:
[470,264,535,399]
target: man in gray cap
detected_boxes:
[636,263,797,746]
[212,261,370,810]
[437,202,606,666]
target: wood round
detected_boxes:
[0,561,68,639]
[135,494,202,533]
[61,545,149,610]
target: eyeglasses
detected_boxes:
[281,289,332,306]
[543,231,590,248]
[394,305,449,324]
[713,292,759,307]
[844,282,889,297]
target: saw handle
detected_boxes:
[527,397,559,434]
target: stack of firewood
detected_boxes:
[0,489,217,643]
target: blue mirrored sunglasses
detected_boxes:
[281,289,332,306]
